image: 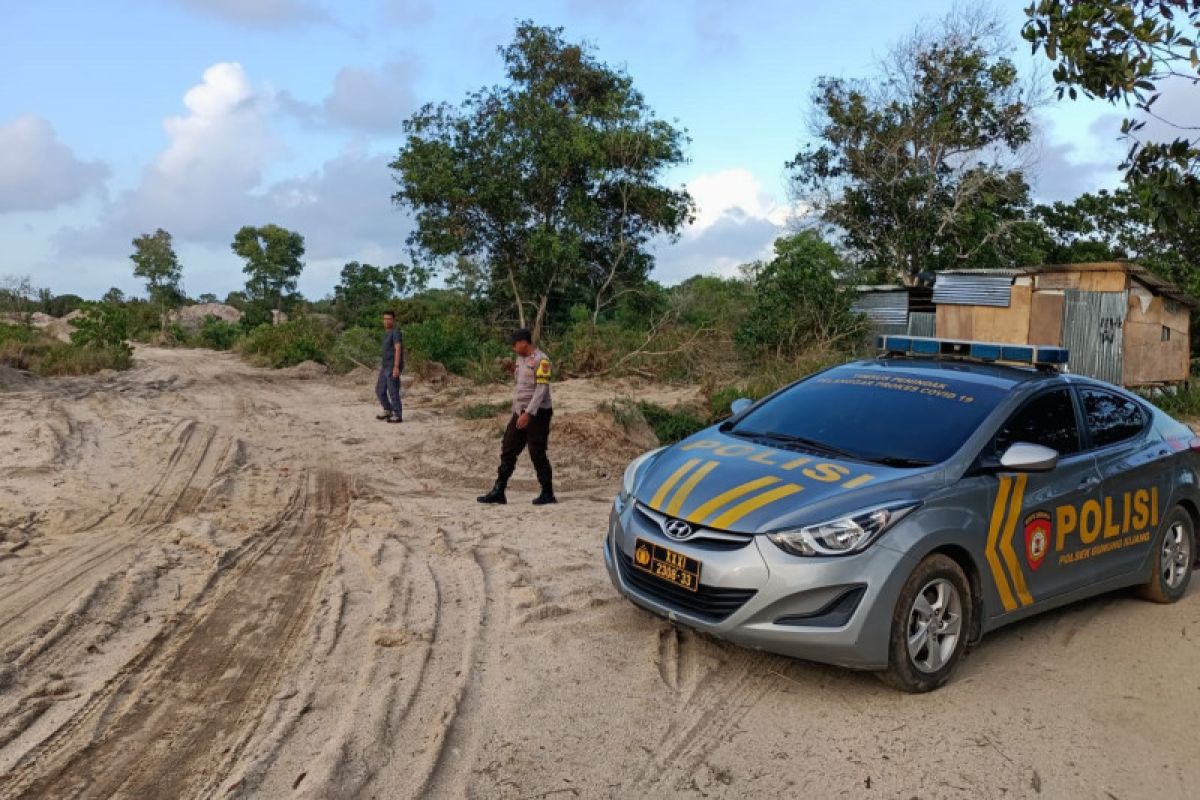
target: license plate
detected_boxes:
[632,538,701,592]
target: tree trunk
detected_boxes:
[532,293,550,345]
[506,266,526,329]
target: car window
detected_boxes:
[993,389,1080,456]
[1079,388,1146,449]
[728,366,1009,465]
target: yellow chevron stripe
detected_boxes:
[999,473,1034,607]
[708,484,803,530]
[689,476,781,524]
[986,476,1018,612]
[649,458,700,511]
[666,460,719,517]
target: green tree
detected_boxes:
[789,12,1034,284]
[231,224,306,312]
[130,228,184,329]
[196,292,219,304]
[736,231,866,357]
[333,262,434,327]
[391,21,694,341]
[102,288,126,305]
[1023,1,1200,229]
[1034,188,1200,295]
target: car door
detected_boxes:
[1074,386,1169,583]
[981,387,1102,616]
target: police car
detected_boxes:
[605,336,1200,692]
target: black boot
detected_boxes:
[532,484,557,505]
[477,480,507,505]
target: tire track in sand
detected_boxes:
[1,469,350,800]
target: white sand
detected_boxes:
[1,346,1198,799]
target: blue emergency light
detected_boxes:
[876,336,1069,368]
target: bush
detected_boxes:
[1,322,131,375]
[329,326,380,373]
[637,401,707,444]
[235,316,334,368]
[1148,385,1200,418]
[458,400,512,420]
[195,315,242,350]
[600,397,707,445]
[405,315,503,374]
[70,303,130,349]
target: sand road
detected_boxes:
[1,347,1199,799]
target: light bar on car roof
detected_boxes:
[876,336,1069,367]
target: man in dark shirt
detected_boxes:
[376,310,404,423]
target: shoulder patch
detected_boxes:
[535,358,552,384]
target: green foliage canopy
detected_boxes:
[391,21,694,340]
[231,224,306,311]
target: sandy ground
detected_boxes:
[1,347,1199,800]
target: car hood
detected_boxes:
[631,429,944,534]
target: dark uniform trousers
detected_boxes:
[498,410,553,487]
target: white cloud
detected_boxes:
[166,0,330,28]
[380,0,432,27]
[0,115,109,213]
[652,168,795,282]
[281,58,421,133]
[54,62,411,297]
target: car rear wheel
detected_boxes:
[880,554,972,693]
[1138,506,1194,604]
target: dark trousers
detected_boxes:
[375,367,402,416]
[498,410,553,488]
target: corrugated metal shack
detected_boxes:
[852,285,935,336]
[932,262,1197,386]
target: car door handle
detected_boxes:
[1079,477,1100,489]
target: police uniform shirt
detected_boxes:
[513,349,552,416]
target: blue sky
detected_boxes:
[1,0,1131,300]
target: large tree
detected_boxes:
[1023,1,1200,230]
[332,261,432,327]
[391,22,694,340]
[231,224,306,312]
[130,228,184,328]
[788,12,1035,284]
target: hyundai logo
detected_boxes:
[664,519,693,540]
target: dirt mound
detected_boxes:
[283,360,328,379]
[0,365,31,390]
[170,303,243,331]
[551,409,658,479]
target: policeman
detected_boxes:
[477,328,556,506]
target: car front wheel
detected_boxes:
[880,554,972,693]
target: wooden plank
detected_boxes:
[1035,272,1079,291]
[936,305,973,339]
[1028,291,1064,345]
[1123,320,1189,385]
[1078,270,1128,292]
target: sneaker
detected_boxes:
[387,415,403,424]
[376,412,392,420]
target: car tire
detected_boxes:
[880,554,972,693]
[1138,506,1194,604]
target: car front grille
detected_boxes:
[616,551,756,623]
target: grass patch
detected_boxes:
[1,323,132,376]
[600,398,707,445]
[1147,385,1200,419]
[458,400,512,420]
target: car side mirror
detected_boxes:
[998,442,1059,472]
[730,397,752,416]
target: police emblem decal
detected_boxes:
[1024,511,1051,571]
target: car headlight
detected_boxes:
[767,502,920,557]
[620,447,665,502]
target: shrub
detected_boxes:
[458,401,512,420]
[404,315,503,374]
[637,401,707,445]
[1,322,131,375]
[70,303,130,349]
[236,316,334,368]
[329,326,380,373]
[195,315,242,350]
[1148,385,1200,418]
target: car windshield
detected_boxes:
[729,365,1010,466]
